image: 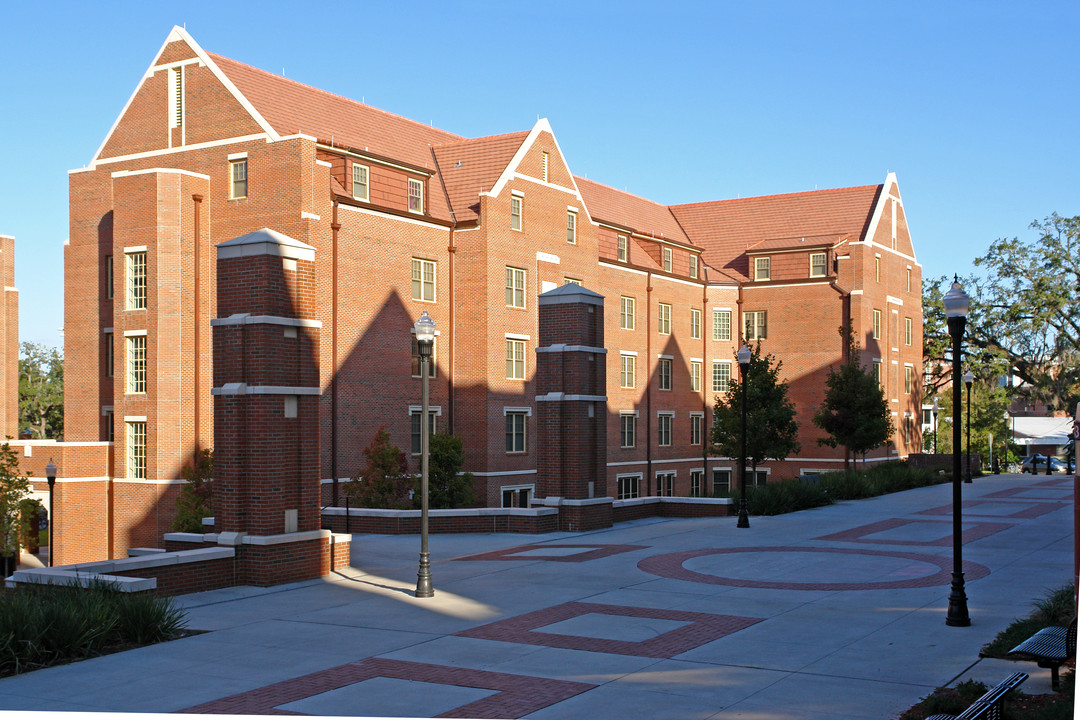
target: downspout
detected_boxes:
[701,267,709,494]
[192,194,203,450]
[331,200,341,506]
[429,147,457,433]
[646,272,653,495]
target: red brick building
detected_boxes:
[60,27,922,555]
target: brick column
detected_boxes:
[535,284,611,531]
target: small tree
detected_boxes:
[813,325,894,469]
[19,342,63,439]
[171,449,214,533]
[347,427,412,509]
[426,433,475,509]
[711,343,800,485]
[0,443,30,559]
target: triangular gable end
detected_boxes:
[87,26,280,169]
[862,172,919,263]
[485,119,595,227]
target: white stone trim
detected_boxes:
[887,295,904,306]
[503,407,533,416]
[211,384,321,396]
[241,529,329,546]
[123,329,148,337]
[301,211,321,220]
[227,151,248,160]
[112,168,211,181]
[536,344,606,354]
[505,332,531,341]
[124,245,148,254]
[339,201,447,230]
[316,159,332,168]
[210,314,322,328]
[470,469,538,477]
[124,415,147,422]
[79,134,270,171]
[535,393,607,402]
[536,251,560,264]
[408,405,443,416]
[654,273,703,289]
[620,350,638,356]
[608,460,647,467]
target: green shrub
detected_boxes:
[172,449,213,533]
[982,583,1076,657]
[746,480,832,515]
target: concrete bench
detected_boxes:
[1006,617,1076,691]
[925,671,1027,720]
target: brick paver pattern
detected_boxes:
[917,500,1067,520]
[816,517,1014,546]
[454,543,647,563]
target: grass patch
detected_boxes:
[898,675,1074,720]
[982,584,1075,657]
[0,580,188,677]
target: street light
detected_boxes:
[45,460,56,568]
[413,311,436,598]
[963,370,974,484]
[943,277,970,626]
[932,397,940,454]
[736,344,752,529]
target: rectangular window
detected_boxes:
[567,211,577,244]
[502,486,533,508]
[663,247,672,272]
[658,358,672,390]
[410,336,437,378]
[712,361,731,393]
[712,310,731,341]
[352,163,369,201]
[620,354,635,389]
[755,257,770,281]
[690,361,701,392]
[620,413,636,448]
[658,303,671,335]
[745,310,767,340]
[127,421,146,480]
[617,235,628,262]
[511,196,522,231]
[408,178,423,213]
[810,252,827,277]
[411,258,436,302]
[169,67,183,128]
[873,360,883,388]
[689,255,698,279]
[410,410,437,455]
[904,365,914,394]
[105,410,114,443]
[872,309,882,339]
[105,255,113,299]
[505,412,527,453]
[104,331,114,378]
[230,159,247,199]
[907,268,912,293]
[542,151,549,182]
[620,296,635,330]
[875,256,881,282]
[617,475,640,500]
[506,266,526,308]
[506,339,526,380]
[690,415,703,445]
[657,472,674,497]
[690,308,701,340]
[126,251,147,310]
[126,335,146,394]
[713,469,731,494]
[658,414,672,446]
[690,470,703,497]
[905,317,912,346]
[563,277,581,286]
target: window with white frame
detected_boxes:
[620,413,635,448]
[411,258,436,302]
[511,195,522,231]
[745,310,767,340]
[658,303,671,335]
[620,296,635,330]
[126,251,147,310]
[352,163,369,201]
[875,256,881,282]
[810,252,827,277]
[617,234,628,262]
[690,308,701,340]
[506,266,526,308]
[904,365,914,394]
[658,413,673,446]
[505,411,527,453]
[689,254,698,279]
[408,178,423,213]
[506,339,526,380]
[542,151,549,182]
[659,358,672,390]
[230,159,247,199]
[905,317,912,346]
[712,361,731,393]
[502,485,533,508]
[907,267,912,293]
[620,354,635,389]
[754,257,770,281]
[563,277,581,286]
[690,414,703,445]
[105,409,114,443]
[657,472,674,496]
[104,330,114,378]
[126,335,146,394]
[712,310,731,341]
[617,474,640,500]
[713,469,731,493]
[567,211,577,244]
[127,421,147,479]
[690,361,701,392]
[873,360,883,388]
[872,309,882,339]
[663,247,672,272]
[690,470,703,497]
[411,336,437,378]
[169,67,183,128]
[410,409,438,455]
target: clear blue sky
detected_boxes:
[1,1,1076,351]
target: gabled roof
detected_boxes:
[575,177,691,246]
[432,132,529,224]
[670,184,882,281]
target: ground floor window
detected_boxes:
[690,470,703,497]
[713,469,731,494]
[126,421,146,480]
[657,472,674,497]
[501,485,533,508]
[617,474,640,500]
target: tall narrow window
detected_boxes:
[104,331,114,378]
[689,254,698,279]
[617,235,628,262]
[506,339,526,380]
[567,211,577,244]
[712,361,731,393]
[410,410,437,455]
[712,469,731,494]
[411,258,436,302]
[505,412,527,453]
[230,159,247,199]
[712,310,731,341]
[745,311,767,340]
[659,358,672,390]
[690,308,701,340]
[126,335,147,394]
[810,252,827,277]
[905,317,912,346]
[754,257,770,281]
[690,414,703,445]
[658,303,671,335]
[875,256,881,282]
[542,151,549,183]
[620,354,635,389]
[126,251,147,310]
[105,255,113,299]
[620,413,636,448]
[904,365,914,394]
[872,309,882,340]
[873,360,883,388]
[658,414,672,446]
[663,247,672,272]
[505,267,526,308]
[657,472,674,496]
[105,410,114,443]
[411,336,437,378]
[690,470,703,497]
[690,361,701,392]
[510,196,522,231]
[127,421,147,480]
[408,178,423,213]
[907,268,912,293]
[352,163,369,201]
[169,67,183,128]
[620,296,635,330]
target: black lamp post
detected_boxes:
[932,397,940,455]
[943,277,970,626]
[414,311,435,598]
[45,460,56,568]
[963,370,974,483]
[736,344,751,529]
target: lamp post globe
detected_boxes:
[414,311,436,598]
[943,277,971,626]
[736,344,752,529]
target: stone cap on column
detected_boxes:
[217,228,315,261]
[538,283,603,306]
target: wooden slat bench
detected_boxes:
[924,671,1027,720]
[1006,616,1076,691]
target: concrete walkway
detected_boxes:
[0,472,1073,718]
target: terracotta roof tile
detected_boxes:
[575,177,691,245]
[432,132,529,224]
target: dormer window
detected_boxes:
[810,252,826,278]
[408,178,423,213]
[689,255,698,279]
[352,164,369,202]
[663,247,672,272]
[755,257,771,281]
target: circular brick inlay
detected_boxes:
[637,546,990,591]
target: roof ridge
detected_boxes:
[434,130,530,149]
[574,175,672,210]
[206,51,464,142]
[671,183,883,210]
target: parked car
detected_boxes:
[1020,454,1075,474]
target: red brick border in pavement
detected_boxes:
[636,546,991,591]
[983,486,1074,500]
[816,517,1013,546]
[1031,476,1073,488]
[180,658,596,718]
[455,601,762,657]
[454,543,647,562]
[917,499,1067,520]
